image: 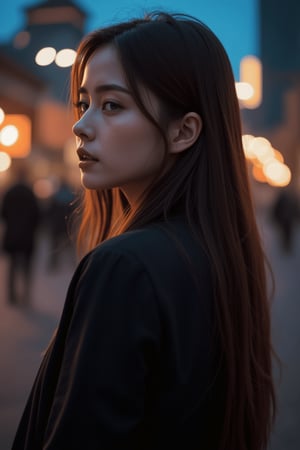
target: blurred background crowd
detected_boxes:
[0,0,300,449]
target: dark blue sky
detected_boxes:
[0,0,259,79]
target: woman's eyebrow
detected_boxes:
[78,84,131,95]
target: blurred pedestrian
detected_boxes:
[0,162,40,306]
[270,187,300,253]
[12,11,276,450]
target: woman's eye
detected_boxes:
[76,101,89,114]
[102,101,121,112]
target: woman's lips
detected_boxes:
[77,148,99,169]
[77,147,98,162]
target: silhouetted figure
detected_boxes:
[271,188,300,253]
[1,164,40,305]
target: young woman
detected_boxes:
[12,11,276,450]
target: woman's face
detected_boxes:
[72,44,167,204]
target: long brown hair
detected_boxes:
[71,12,276,449]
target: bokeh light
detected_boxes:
[0,151,12,172]
[252,165,266,183]
[55,49,76,67]
[249,137,274,165]
[0,114,31,158]
[273,149,284,163]
[0,107,5,125]
[239,55,262,109]
[0,125,19,146]
[242,134,256,159]
[242,134,291,186]
[35,47,56,66]
[235,82,254,101]
[263,161,291,187]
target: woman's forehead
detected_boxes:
[81,45,126,88]
[79,45,160,114]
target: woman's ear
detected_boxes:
[168,112,202,154]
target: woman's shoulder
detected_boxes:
[91,218,182,253]
[96,222,174,255]
[85,216,210,276]
[67,216,213,326]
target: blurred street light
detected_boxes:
[242,133,291,187]
[35,47,76,67]
[236,82,254,101]
[263,160,291,187]
[239,55,262,109]
[0,108,5,125]
[0,115,31,158]
[55,49,76,67]
[0,151,11,172]
[0,125,19,146]
[35,47,56,66]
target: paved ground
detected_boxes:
[259,212,300,450]
[0,233,75,449]
[0,216,299,450]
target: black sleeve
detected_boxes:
[43,249,161,450]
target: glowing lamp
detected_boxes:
[55,49,76,67]
[239,56,262,109]
[1,125,19,146]
[235,82,254,101]
[0,114,31,158]
[0,107,5,125]
[35,47,56,66]
[0,151,11,172]
[263,161,291,187]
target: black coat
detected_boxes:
[12,217,223,449]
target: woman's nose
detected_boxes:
[72,116,95,141]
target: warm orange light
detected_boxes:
[235,82,254,101]
[0,114,31,158]
[0,125,19,146]
[242,134,292,186]
[239,56,262,109]
[252,165,267,183]
[249,137,274,164]
[0,108,5,125]
[0,151,12,172]
[242,134,256,159]
[263,161,291,187]
[273,149,284,163]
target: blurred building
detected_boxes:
[0,0,87,187]
[0,51,45,121]
[1,0,299,194]
[242,0,300,189]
